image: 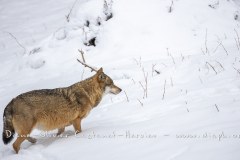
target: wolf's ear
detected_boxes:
[97,67,103,74]
[98,73,106,80]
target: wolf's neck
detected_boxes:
[73,78,104,107]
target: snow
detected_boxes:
[1,0,240,159]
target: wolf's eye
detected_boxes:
[105,79,113,85]
[108,80,113,85]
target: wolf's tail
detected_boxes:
[2,101,15,144]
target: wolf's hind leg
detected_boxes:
[57,127,65,136]
[12,116,35,153]
[27,137,37,143]
[13,136,27,153]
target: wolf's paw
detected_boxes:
[27,137,37,144]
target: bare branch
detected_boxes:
[6,32,26,54]
[137,99,143,107]
[206,62,218,74]
[215,104,220,112]
[162,80,167,100]
[133,57,142,67]
[168,0,174,13]
[66,0,79,22]
[124,91,129,102]
[81,69,85,80]
[234,29,240,51]
[181,54,185,62]
[78,49,86,63]
[170,77,173,87]
[169,54,176,65]
[234,38,240,51]
[152,64,156,77]
[77,50,97,72]
[213,43,221,53]
[233,66,240,74]
[199,76,203,84]
[215,60,224,71]
[167,48,176,65]
[205,29,209,55]
[77,59,98,72]
[138,67,148,99]
[139,81,146,99]
[155,70,160,74]
[219,41,228,55]
[142,68,148,98]
[132,78,136,84]
[216,36,228,55]
[166,48,170,56]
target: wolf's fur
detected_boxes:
[2,68,121,153]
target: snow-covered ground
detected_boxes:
[1,0,240,159]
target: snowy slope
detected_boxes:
[1,0,240,159]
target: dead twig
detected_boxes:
[167,48,176,65]
[66,0,79,22]
[215,104,220,112]
[162,80,167,100]
[208,1,219,9]
[77,59,97,72]
[219,41,229,55]
[132,78,136,84]
[213,43,221,53]
[216,36,229,55]
[168,0,174,13]
[181,54,185,62]
[170,77,173,87]
[139,68,148,99]
[152,64,156,77]
[201,48,206,55]
[81,69,85,80]
[155,70,160,74]
[139,81,145,96]
[6,32,26,54]
[206,62,218,75]
[199,76,203,84]
[205,29,209,55]
[215,60,225,71]
[133,57,142,67]
[77,50,97,72]
[152,64,160,75]
[124,91,129,102]
[233,66,240,74]
[234,29,240,51]
[137,99,143,107]
[166,48,170,56]
[78,49,86,63]
[234,38,240,51]
[170,54,176,65]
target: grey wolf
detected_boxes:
[2,68,121,153]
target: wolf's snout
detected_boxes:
[119,88,122,93]
[110,85,122,95]
[116,86,122,94]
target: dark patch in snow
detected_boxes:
[84,37,96,47]
[29,47,41,55]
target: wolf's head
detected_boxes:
[95,68,122,95]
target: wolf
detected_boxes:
[2,68,121,153]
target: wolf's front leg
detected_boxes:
[56,127,65,136]
[72,118,82,134]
